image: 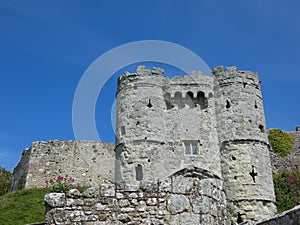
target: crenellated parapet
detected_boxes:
[213,65,260,89]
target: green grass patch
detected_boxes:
[0,188,48,225]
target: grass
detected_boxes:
[0,188,48,225]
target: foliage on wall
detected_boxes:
[269,129,295,157]
[274,171,300,212]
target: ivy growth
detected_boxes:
[274,171,300,212]
[268,128,295,157]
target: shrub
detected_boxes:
[274,171,300,212]
[269,128,295,157]
[46,175,76,193]
[0,167,12,196]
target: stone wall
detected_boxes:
[255,205,300,225]
[11,140,115,191]
[270,130,300,173]
[44,177,228,225]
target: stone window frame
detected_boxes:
[183,141,199,156]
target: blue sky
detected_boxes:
[0,0,299,171]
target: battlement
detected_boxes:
[213,65,260,88]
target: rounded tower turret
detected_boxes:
[213,66,276,223]
[115,66,167,183]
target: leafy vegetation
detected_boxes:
[274,171,300,212]
[0,167,12,196]
[0,188,48,225]
[269,128,295,157]
[46,174,76,193]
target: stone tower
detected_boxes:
[115,66,221,184]
[213,66,277,223]
[115,65,276,223]
[115,66,167,182]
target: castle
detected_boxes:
[12,65,278,224]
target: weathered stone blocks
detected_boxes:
[45,178,228,224]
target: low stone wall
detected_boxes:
[44,177,228,225]
[255,205,300,225]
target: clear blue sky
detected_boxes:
[0,1,299,171]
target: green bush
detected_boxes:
[0,167,12,196]
[274,171,300,212]
[269,128,295,157]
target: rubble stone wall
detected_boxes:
[11,140,115,191]
[255,205,300,225]
[44,178,228,225]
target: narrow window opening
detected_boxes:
[232,155,236,160]
[234,176,237,180]
[226,100,231,109]
[136,164,143,181]
[237,212,243,224]
[121,126,126,135]
[164,93,174,110]
[147,99,153,108]
[259,125,264,132]
[196,91,207,109]
[147,159,150,162]
[186,91,195,108]
[184,141,199,156]
[174,92,184,109]
[185,142,191,155]
[187,91,194,99]
[165,101,174,110]
[249,165,258,183]
[243,82,247,88]
[191,142,198,155]
[254,101,258,109]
